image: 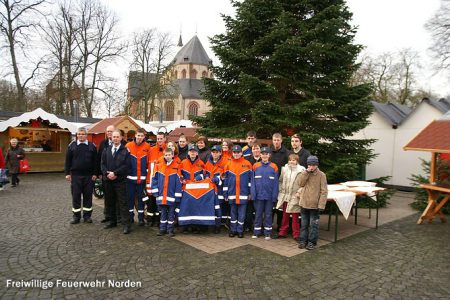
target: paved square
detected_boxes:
[1,174,449,299]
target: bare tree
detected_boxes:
[99,81,125,118]
[425,0,450,71]
[0,0,46,111]
[75,0,126,117]
[42,2,81,116]
[395,49,420,105]
[129,29,175,122]
[352,49,421,105]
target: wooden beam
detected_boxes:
[430,152,437,184]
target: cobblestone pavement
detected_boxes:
[1,173,449,299]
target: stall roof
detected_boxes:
[0,108,79,134]
[404,118,450,153]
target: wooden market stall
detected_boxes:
[404,115,450,224]
[87,116,143,146]
[0,108,80,172]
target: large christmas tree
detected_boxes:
[195,0,374,182]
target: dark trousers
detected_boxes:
[105,180,130,225]
[273,207,283,231]
[126,181,145,222]
[244,201,254,231]
[253,200,273,236]
[220,201,230,224]
[146,195,160,224]
[102,178,110,219]
[11,173,18,185]
[230,203,247,234]
[159,204,176,233]
[71,175,93,219]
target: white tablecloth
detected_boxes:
[327,190,356,220]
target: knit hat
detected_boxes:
[307,155,319,165]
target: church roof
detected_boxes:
[172,35,211,66]
[170,79,205,99]
[128,71,158,98]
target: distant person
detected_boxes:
[125,128,151,226]
[102,130,131,234]
[290,134,311,168]
[151,147,182,237]
[221,139,233,161]
[197,136,210,163]
[251,146,279,240]
[97,125,115,224]
[242,131,257,160]
[0,147,5,191]
[64,128,97,224]
[5,138,25,188]
[276,154,305,240]
[270,132,290,233]
[223,145,252,238]
[41,139,52,151]
[177,134,188,161]
[297,156,328,250]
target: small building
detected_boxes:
[0,108,82,172]
[351,98,450,187]
[87,116,144,146]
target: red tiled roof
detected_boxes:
[167,128,199,142]
[404,120,450,153]
[88,116,142,134]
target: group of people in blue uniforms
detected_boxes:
[65,128,327,250]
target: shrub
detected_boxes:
[409,159,450,214]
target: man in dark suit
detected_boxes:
[101,130,131,234]
[97,125,115,223]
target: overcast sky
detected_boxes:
[101,0,448,96]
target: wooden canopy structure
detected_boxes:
[404,118,450,224]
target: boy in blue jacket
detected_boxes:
[151,148,182,237]
[251,146,279,240]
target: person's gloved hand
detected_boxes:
[194,174,204,181]
[211,176,220,185]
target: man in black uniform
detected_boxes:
[65,128,97,224]
[101,130,131,234]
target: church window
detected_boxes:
[165,101,175,121]
[188,102,199,116]
[190,69,197,79]
[181,69,186,79]
[201,71,207,78]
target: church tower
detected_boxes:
[158,35,213,121]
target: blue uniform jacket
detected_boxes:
[223,157,253,205]
[251,161,279,202]
[151,159,182,206]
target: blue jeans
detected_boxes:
[300,208,320,245]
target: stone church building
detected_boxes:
[127,35,213,121]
